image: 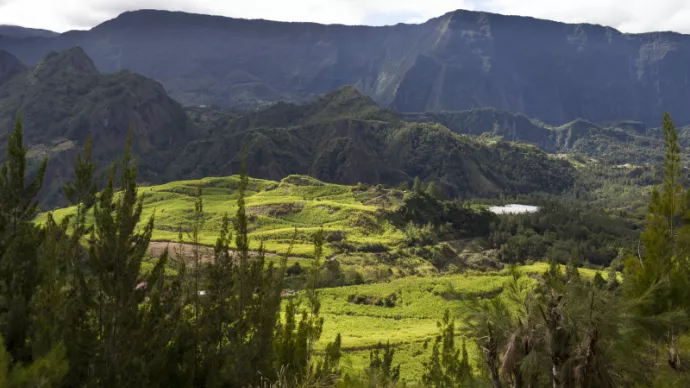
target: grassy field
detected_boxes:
[314,263,612,383]
[37,174,406,256]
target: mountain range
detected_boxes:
[0,47,576,205]
[1,9,689,126]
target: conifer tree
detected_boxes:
[188,184,203,384]
[83,132,183,387]
[422,309,471,387]
[623,113,690,380]
[206,160,285,386]
[0,335,67,388]
[0,114,47,363]
[412,177,423,195]
[426,181,445,201]
[367,341,401,386]
[275,229,339,384]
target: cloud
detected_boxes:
[490,0,690,33]
[1,0,690,34]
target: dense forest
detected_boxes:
[0,109,688,387]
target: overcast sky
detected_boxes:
[1,0,689,34]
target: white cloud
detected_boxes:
[1,0,690,34]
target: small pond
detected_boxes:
[488,204,540,214]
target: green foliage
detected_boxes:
[593,271,606,289]
[422,310,472,387]
[0,335,68,388]
[622,113,690,383]
[80,132,189,387]
[394,191,496,239]
[0,114,47,363]
[426,181,445,201]
[489,200,635,266]
[367,341,400,386]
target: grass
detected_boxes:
[37,174,406,257]
[314,263,617,383]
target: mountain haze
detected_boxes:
[1,9,690,125]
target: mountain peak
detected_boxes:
[0,50,26,85]
[0,25,58,39]
[33,47,98,78]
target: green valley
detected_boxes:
[0,7,690,386]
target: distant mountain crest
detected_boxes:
[33,47,98,78]
[0,25,58,39]
[2,9,690,125]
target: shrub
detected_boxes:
[357,243,389,253]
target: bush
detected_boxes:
[404,222,438,247]
[347,293,397,307]
[286,262,304,276]
[357,243,389,253]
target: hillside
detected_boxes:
[404,108,668,164]
[39,174,408,256]
[0,47,576,205]
[1,10,690,125]
[174,87,575,198]
[0,47,190,203]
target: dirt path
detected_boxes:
[147,241,305,263]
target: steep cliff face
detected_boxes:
[1,10,689,125]
[389,11,690,126]
[0,47,187,149]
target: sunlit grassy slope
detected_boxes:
[37,174,406,256]
[318,263,613,383]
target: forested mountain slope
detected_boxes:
[0,46,576,204]
[0,47,189,202]
[404,109,668,163]
[172,87,575,198]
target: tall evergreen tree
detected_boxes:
[423,309,471,387]
[623,113,690,381]
[0,114,47,363]
[81,132,184,387]
[426,181,445,201]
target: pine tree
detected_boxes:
[412,177,423,194]
[593,271,606,290]
[368,341,401,386]
[188,184,203,384]
[0,334,67,388]
[0,114,47,363]
[84,132,182,387]
[422,309,469,387]
[623,113,690,379]
[197,213,234,385]
[215,159,285,386]
[274,229,340,384]
[426,181,445,201]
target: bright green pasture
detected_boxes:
[316,264,617,383]
[36,175,405,256]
